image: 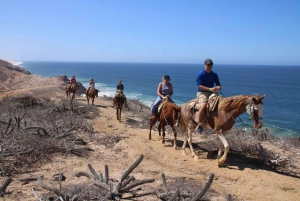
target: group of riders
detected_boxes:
[68,58,221,133]
[149,58,221,133]
[67,76,127,106]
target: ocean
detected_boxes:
[20,61,300,137]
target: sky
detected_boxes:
[1,0,300,65]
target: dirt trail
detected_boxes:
[1,88,299,201]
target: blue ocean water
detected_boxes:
[20,61,300,137]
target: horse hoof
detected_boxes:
[193,157,200,161]
[218,159,226,166]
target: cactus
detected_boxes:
[161,173,168,193]
[88,163,101,180]
[120,155,143,183]
[0,177,12,194]
[190,173,215,201]
[104,164,109,184]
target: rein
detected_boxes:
[227,101,263,125]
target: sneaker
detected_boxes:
[196,126,203,134]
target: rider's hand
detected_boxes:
[212,87,219,92]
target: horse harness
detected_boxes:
[187,95,221,129]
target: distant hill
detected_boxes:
[0,59,86,94]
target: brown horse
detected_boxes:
[87,88,98,105]
[112,89,126,122]
[149,100,181,149]
[66,84,78,100]
[180,94,266,165]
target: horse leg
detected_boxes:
[149,119,157,140]
[181,129,188,155]
[217,134,229,165]
[171,126,177,150]
[217,142,225,160]
[119,106,122,122]
[161,124,166,144]
[187,128,198,160]
[87,96,89,105]
[92,97,94,105]
[116,108,119,120]
[158,123,162,141]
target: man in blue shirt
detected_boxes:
[196,58,221,133]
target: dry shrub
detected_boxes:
[0,96,98,175]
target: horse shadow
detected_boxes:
[95,105,107,108]
[163,138,300,179]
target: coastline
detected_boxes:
[7,60,23,66]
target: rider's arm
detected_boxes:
[199,85,212,92]
[156,83,163,98]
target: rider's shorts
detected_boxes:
[197,92,218,105]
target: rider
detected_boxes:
[196,58,221,133]
[70,75,76,84]
[86,78,98,97]
[112,79,128,107]
[149,75,174,123]
[68,75,78,91]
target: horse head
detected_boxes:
[116,89,123,95]
[248,94,266,129]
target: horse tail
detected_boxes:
[179,103,188,133]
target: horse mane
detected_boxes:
[218,95,249,111]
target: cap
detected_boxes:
[204,58,213,65]
[163,75,171,80]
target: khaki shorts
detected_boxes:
[196,92,218,105]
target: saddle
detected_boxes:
[157,99,168,113]
[188,95,221,129]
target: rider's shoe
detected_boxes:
[195,124,203,134]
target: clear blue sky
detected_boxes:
[1,0,300,65]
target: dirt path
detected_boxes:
[1,88,300,201]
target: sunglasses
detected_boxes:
[207,63,213,67]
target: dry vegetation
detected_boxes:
[0,95,299,200]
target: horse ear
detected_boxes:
[261,94,266,99]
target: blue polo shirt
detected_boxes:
[196,70,221,92]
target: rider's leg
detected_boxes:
[149,96,162,124]
[196,92,209,133]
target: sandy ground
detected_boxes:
[0,85,300,201]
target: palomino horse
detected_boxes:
[112,89,126,122]
[180,94,266,165]
[66,84,78,100]
[149,100,181,149]
[87,88,97,105]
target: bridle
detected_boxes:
[247,101,263,123]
